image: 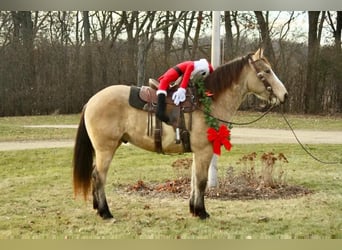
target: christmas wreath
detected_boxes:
[195,79,232,155]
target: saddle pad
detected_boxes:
[129,86,146,110]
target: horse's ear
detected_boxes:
[252,48,264,60]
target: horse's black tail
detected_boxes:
[73,109,94,200]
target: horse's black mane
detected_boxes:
[204,54,252,98]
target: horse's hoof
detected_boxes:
[191,210,210,219]
[198,212,210,220]
[93,200,98,210]
[98,210,114,220]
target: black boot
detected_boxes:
[156,94,169,123]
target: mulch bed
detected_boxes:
[124,157,312,200]
[125,176,312,200]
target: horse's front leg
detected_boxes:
[189,151,212,219]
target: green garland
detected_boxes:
[194,79,219,130]
[194,78,233,155]
[194,78,232,131]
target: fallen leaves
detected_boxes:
[125,153,312,200]
[125,176,311,201]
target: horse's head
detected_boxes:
[247,48,288,105]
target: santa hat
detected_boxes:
[208,62,214,73]
[195,59,214,74]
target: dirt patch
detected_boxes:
[124,156,312,201]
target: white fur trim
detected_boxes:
[192,59,210,77]
[156,90,167,96]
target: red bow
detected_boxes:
[207,125,232,155]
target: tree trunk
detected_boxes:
[11,11,35,114]
[137,33,148,86]
[191,11,202,60]
[335,11,342,53]
[305,11,321,114]
[254,11,276,64]
[97,11,111,87]
[83,11,94,97]
[232,12,241,55]
[224,11,234,60]
[162,11,187,67]
[334,11,342,112]
[122,11,138,84]
[181,12,196,60]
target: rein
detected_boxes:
[280,111,340,165]
[199,105,340,165]
[196,104,275,126]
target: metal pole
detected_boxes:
[211,11,221,69]
[208,11,221,188]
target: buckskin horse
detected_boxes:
[73,48,288,220]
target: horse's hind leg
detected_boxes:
[91,148,117,219]
[92,169,112,219]
[189,152,211,219]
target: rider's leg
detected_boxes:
[156,92,169,123]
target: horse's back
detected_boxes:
[84,85,132,147]
[86,85,132,118]
[87,85,130,108]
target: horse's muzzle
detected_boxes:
[280,93,288,104]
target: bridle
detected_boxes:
[247,54,273,94]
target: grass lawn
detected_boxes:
[0,112,341,239]
[0,114,78,141]
[0,143,341,239]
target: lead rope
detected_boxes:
[281,110,340,165]
[198,101,340,164]
[196,104,275,126]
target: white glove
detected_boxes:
[172,87,186,105]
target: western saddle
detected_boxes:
[129,78,199,153]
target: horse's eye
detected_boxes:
[265,69,271,74]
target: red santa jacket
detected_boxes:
[157,59,213,95]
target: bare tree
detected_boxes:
[137,11,187,86]
[120,11,139,84]
[190,11,203,60]
[224,11,234,60]
[94,11,112,86]
[179,11,197,60]
[327,11,342,53]
[121,11,187,86]
[161,11,187,66]
[136,11,156,86]
[83,11,94,96]
[10,11,36,114]
[1,10,341,116]
[254,11,276,64]
[304,11,326,114]
[326,11,342,112]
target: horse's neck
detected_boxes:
[210,77,247,122]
